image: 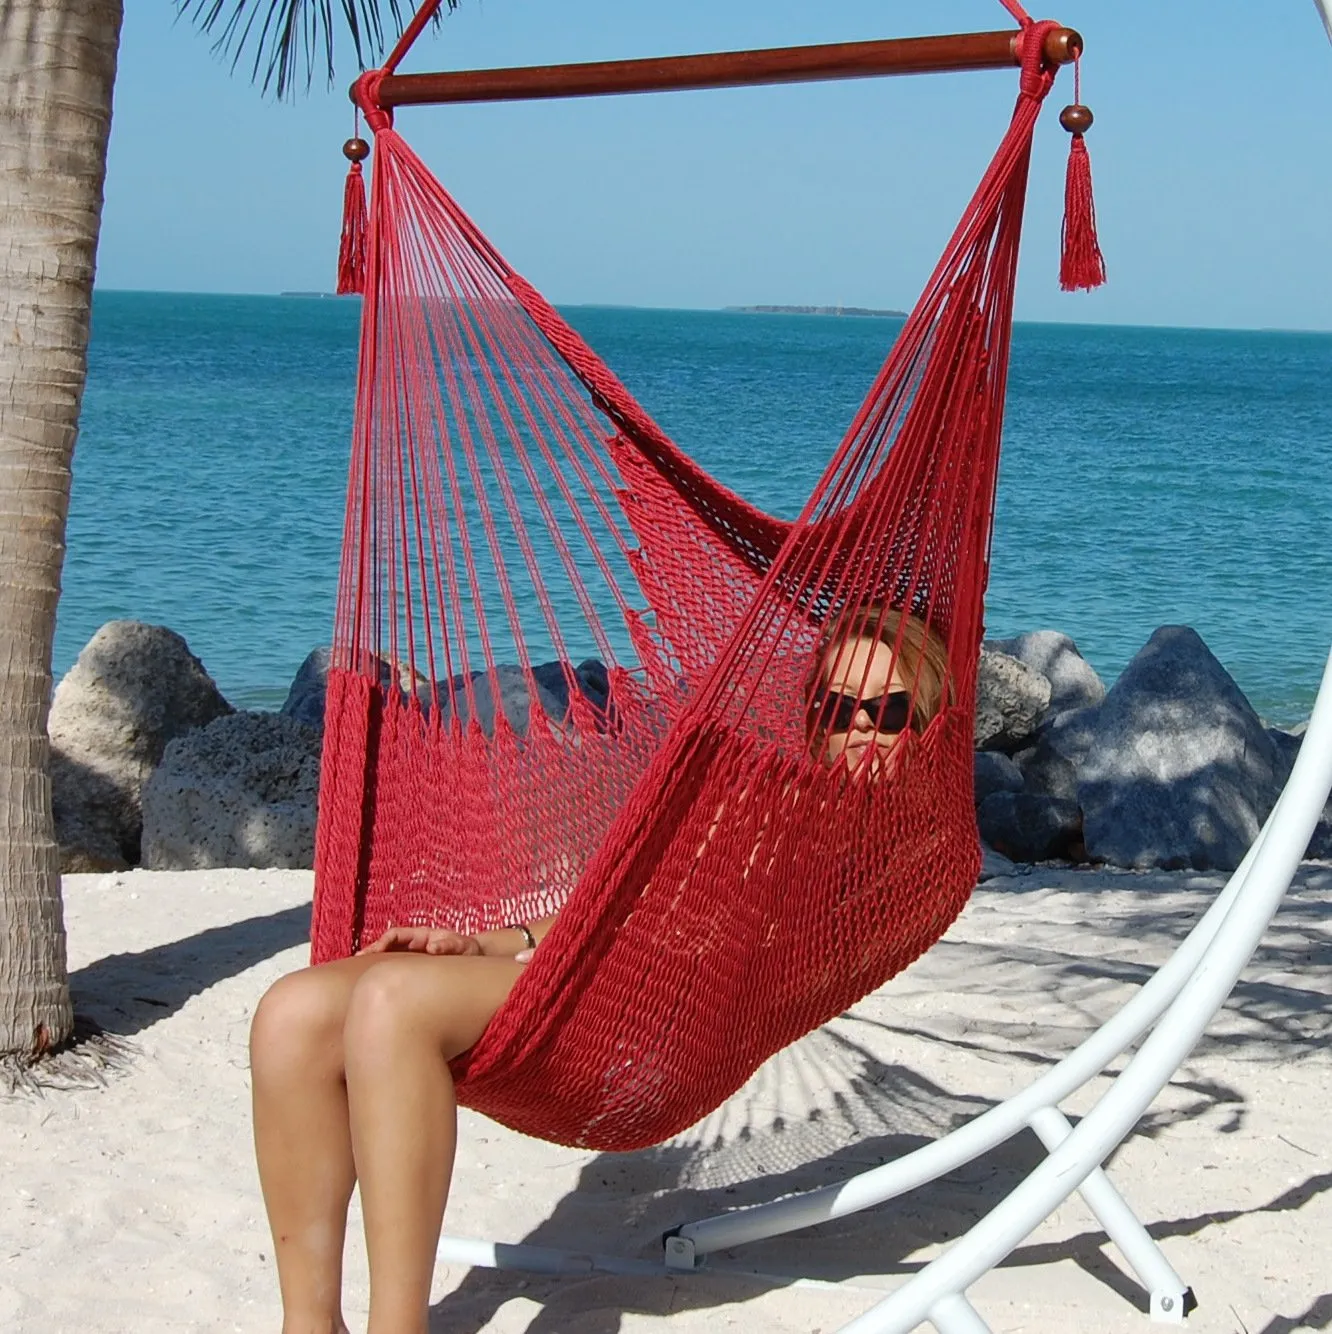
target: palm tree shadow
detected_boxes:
[69,902,310,1038]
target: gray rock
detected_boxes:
[977,791,1084,863]
[281,647,334,729]
[1013,705,1102,803]
[1267,726,1302,787]
[978,845,1022,882]
[974,650,1052,752]
[49,621,232,870]
[974,751,1023,807]
[570,659,612,713]
[1267,726,1332,861]
[281,647,425,731]
[986,630,1106,713]
[141,711,322,871]
[437,663,566,734]
[1078,626,1282,871]
[425,659,611,734]
[282,649,611,737]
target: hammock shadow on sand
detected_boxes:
[428,1025,1014,1331]
[425,1036,1229,1332]
[434,1169,1332,1334]
[426,894,1332,1331]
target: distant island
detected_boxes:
[279,291,357,299]
[725,304,907,318]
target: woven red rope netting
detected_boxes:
[312,28,1062,1150]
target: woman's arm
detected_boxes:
[358,914,557,960]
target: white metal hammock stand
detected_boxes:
[1315,0,1332,45]
[438,646,1332,1332]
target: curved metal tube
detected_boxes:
[839,647,1332,1332]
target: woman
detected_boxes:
[806,603,950,773]
[250,607,949,1334]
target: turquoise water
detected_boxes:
[66,292,1332,723]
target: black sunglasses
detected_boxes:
[811,688,911,735]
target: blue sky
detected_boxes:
[99,1,1332,329]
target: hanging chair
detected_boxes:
[310,3,1105,1153]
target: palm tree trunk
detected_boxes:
[0,0,123,1056]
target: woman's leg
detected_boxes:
[250,952,389,1334]
[341,954,522,1334]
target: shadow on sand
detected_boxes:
[70,902,311,1039]
[427,897,1332,1332]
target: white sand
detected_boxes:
[1,862,1329,1333]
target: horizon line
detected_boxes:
[89,287,1332,338]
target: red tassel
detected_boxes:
[1059,123,1106,292]
[336,140,370,296]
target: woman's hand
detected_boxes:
[358,926,483,957]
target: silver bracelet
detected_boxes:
[514,922,537,952]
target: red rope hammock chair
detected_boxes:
[311,2,1104,1152]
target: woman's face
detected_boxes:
[814,635,910,775]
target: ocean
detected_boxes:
[65,292,1332,725]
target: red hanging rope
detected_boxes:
[335,123,370,295]
[311,24,1063,1149]
[309,0,1110,1153]
[382,0,449,73]
[999,3,1107,290]
[1058,53,1107,290]
[334,0,444,296]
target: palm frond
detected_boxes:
[177,0,458,99]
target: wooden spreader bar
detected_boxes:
[370,26,1082,109]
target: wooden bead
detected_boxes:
[1059,104,1094,135]
[342,136,371,163]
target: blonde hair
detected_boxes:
[805,604,951,739]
